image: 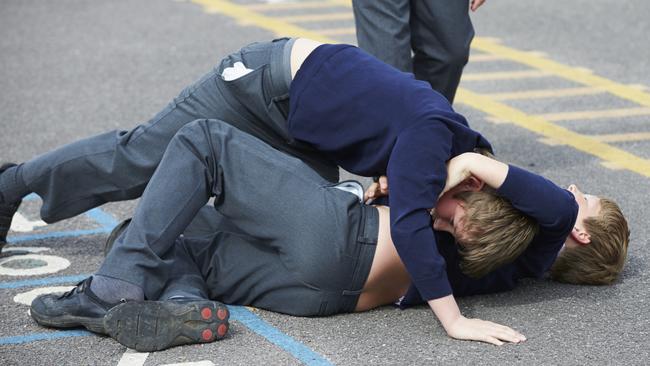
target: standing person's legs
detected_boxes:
[352,0,413,72]
[410,0,474,103]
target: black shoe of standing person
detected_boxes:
[104,218,131,256]
[104,299,230,352]
[0,163,22,254]
[30,277,124,334]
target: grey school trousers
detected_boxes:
[99,120,379,316]
[352,0,474,103]
[6,38,338,223]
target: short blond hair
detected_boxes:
[454,190,539,278]
[550,198,629,285]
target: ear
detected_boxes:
[432,217,454,236]
[462,176,485,192]
[570,227,591,245]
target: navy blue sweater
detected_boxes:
[398,165,579,307]
[288,44,492,300]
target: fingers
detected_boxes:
[486,322,526,345]
[364,182,379,200]
[365,176,389,200]
[484,336,504,346]
[378,176,388,194]
[470,0,486,12]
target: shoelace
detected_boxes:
[58,280,85,299]
[57,280,127,304]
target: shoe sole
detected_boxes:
[104,300,229,352]
[30,307,106,334]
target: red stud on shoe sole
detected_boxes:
[217,324,228,337]
[201,307,212,320]
[202,329,213,341]
[217,308,228,320]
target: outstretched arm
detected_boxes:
[387,124,525,345]
[429,295,526,346]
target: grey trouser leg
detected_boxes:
[14,38,338,223]
[159,203,378,316]
[352,0,473,103]
[98,120,376,315]
[352,0,412,72]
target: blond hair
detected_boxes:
[454,190,539,278]
[550,198,629,285]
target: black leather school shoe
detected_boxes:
[30,276,123,334]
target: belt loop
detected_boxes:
[269,38,292,98]
[357,205,378,245]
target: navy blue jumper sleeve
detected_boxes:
[388,121,455,300]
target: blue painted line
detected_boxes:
[7,207,117,244]
[0,330,92,345]
[85,207,119,229]
[0,274,90,289]
[7,228,112,243]
[229,306,333,366]
[23,193,40,201]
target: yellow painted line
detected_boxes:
[486,86,607,101]
[246,1,342,11]
[190,0,337,42]
[318,27,356,36]
[537,107,650,122]
[462,70,551,81]
[328,0,352,6]
[591,132,650,143]
[469,53,507,62]
[276,12,353,23]
[471,37,650,108]
[456,88,650,177]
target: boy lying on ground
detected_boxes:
[25,122,628,351]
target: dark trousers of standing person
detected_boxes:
[352,0,474,103]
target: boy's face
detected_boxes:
[431,187,467,239]
[565,184,602,248]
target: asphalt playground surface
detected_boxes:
[1,0,649,365]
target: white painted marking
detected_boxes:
[10,212,47,232]
[0,254,70,276]
[3,246,51,253]
[162,361,216,366]
[13,286,75,306]
[116,349,150,366]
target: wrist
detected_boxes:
[427,295,462,331]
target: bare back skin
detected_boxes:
[289,39,412,311]
[355,206,412,311]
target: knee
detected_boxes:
[172,119,238,155]
[174,119,229,143]
[415,43,470,69]
[444,44,470,68]
[170,119,207,146]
